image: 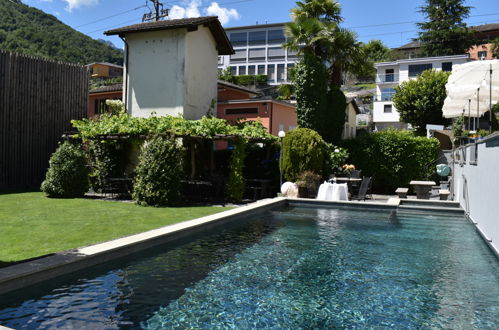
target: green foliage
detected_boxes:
[71,114,276,142]
[233,75,267,86]
[356,40,393,80]
[417,0,472,57]
[0,0,123,64]
[342,130,440,191]
[452,115,465,142]
[132,136,184,207]
[493,37,499,58]
[89,77,123,90]
[88,140,128,192]
[41,141,89,197]
[217,67,233,82]
[226,139,247,203]
[281,128,327,181]
[277,84,295,100]
[285,0,364,87]
[296,171,321,189]
[392,70,451,135]
[327,87,347,142]
[325,144,349,174]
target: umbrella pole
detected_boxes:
[468,99,471,130]
[476,87,480,131]
[490,64,493,133]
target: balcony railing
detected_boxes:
[373,94,395,102]
[376,74,399,84]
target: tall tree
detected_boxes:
[417,0,472,57]
[285,0,362,143]
[392,70,451,136]
[354,40,393,80]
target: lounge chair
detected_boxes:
[351,177,371,201]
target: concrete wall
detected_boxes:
[184,26,218,120]
[217,101,271,131]
[342,103,357,140]
[453,133,499,255]
[126,29,186,118]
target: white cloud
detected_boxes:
[206,2,239,25]
[168,1,239,26]
[63,0,99,13]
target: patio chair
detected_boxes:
[351,177,371,201]
[350,170,362,193]
[350,170,361,178]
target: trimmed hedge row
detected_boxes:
[342,129,440,191]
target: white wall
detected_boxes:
[453,134,499,255]
[126,29,186,118]
[373,101,400,123]
[184,26,218,120]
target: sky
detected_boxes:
[21,0,499,49]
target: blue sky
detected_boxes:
[22,0,499,49]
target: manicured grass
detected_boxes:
[0,192,234,264]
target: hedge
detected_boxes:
[342,129,439,191]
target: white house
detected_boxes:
[373,55,470,131]
[105,16,234,119]
[218,22,298,85]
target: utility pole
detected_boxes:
[143,0,169,22]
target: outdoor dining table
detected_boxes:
[316,182,349,201]
[410,180,436,199]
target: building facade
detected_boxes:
[218,23,299,85]
[373,55,470,131]
[105,17,233,119]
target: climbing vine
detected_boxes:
[226,139,247,203]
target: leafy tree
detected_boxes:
[285,0,356,142]
[355,40,393,80]
[492,37,499,59]
[392,70,451,136]
[417,0,472,56]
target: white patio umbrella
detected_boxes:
[442,59,499,119]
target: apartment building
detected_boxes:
[373,55,470,130]
[218,22,299,85]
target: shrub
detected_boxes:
[41,141,89,197]
[226,139,247,203]
[132,136,184,206]
[342,129,439,191]
[281,128,327,182]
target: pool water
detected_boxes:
[0,206,498,329]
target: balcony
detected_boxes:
[376,74,399,84]
[373,93,395,102]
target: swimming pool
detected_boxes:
[1,205,498,328]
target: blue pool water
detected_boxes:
[0,206,498,329]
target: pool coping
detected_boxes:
[0,196,477,299]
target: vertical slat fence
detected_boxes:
[0,51,88,189]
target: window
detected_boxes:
[385,69,394,82]
[218,56,223,65]
[239,66,246,75]
[230,32,247,47]
[230,49,246,63]
[277,64,285,82]
[248,65,256,75]
[230,66,237,76]
[225,108,258,115]
[248,31,266,45]
[257,65,265,75]
[381,88,395,101]
[268,29,285,45]
[248,48,266,62]
[267,64,275,82]
[384,104,392,113]
[478,51,487,60]
[408,63,432,77]
[268,47,285,61]
[442,62,453,71]
[287,48,298,59]
[287,63,295,81]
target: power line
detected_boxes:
[75,5,147,28]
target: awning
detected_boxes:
[442,60,499,118]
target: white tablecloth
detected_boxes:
[316,182,349,201]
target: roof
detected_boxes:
[224,22,288,31]
[89,84,124,94]
[86,62,123,69]
[471,23,499,33]
[217,80,260,96]
[375,54,469,67]
[218,97,296,109]
[397,41,421,50]
[346,98,361,114]
[104,16,234,55]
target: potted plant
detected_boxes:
[341,164,356,177]
[296,171,321,198]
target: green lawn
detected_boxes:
[0,192,234,264]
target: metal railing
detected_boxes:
[373,94,396,102]
[376,74,399,83]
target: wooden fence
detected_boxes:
[0,51,88,189]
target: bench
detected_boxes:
[395,187,409,199]
[439,189,451,200]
